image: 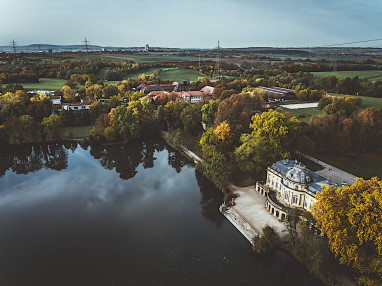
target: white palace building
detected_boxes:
[256,159,337,220]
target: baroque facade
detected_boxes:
[256,159,336,219]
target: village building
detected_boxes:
[256,159,337,220]
[200,86,214,95]
[255,86,296,101]
[54,97,97,112]
[50,96,62,105]
[181,91,210,104]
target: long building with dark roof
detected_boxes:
[255,86,296,100]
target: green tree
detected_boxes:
[252,226,280,254]
[201,99,220,127]
[42,114,63,139]
[102,85,118,99]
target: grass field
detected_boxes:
[311,70,382,82]
[281,107,322,122]
[318,152,382,179]
[329,93,382,109]
[9,78,68,90]
[62,125,93,139]
[158,68,205,82]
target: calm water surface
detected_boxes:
[0,140,322,286]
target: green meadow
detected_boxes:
[311,70,382,82]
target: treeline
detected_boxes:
[308,96,382,155]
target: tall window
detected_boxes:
[293,195,299,205]
[284,191,289,201]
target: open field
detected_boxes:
[18,78,68,90]
[64,53,210,64]
[317,152,382,179]
[104,68,206,85]
[280,107,322,122]
[2,78,85,91]
[62,125,93,139]
[158,68,205,82]
[329,93,382,109]
[311,70,382,81]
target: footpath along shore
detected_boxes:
[161,131,286,245]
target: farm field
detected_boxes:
[329,93,382,109]
[317,152,382,179]
[311,70,382,82]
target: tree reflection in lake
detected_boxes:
[0,142,71,177]
[195,170,225,227]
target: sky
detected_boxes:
[1,0,382,48]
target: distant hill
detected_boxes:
[0,44,185,53]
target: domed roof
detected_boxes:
[285,163,312,184]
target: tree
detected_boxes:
[213,121,233,150]
[0,125,9,147]
[62,85,77,102]
[201,148,231,189]
[252,226,280,254]
[102,85,118,99]
[312,178,382,284]
[201,99,220,127]
[89,101,105,122]
[19,115,35,142]
[180,103,202,135]
[250,109,301,157]
[42,114,63,139]
[234,134,280,174]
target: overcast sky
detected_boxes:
[1,0,381,48]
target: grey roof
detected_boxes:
[269,159,337,194]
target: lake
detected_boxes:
[0,140,322,285]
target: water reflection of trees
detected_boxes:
[0,142,71,178]
[89,139,167,180]
[166,146,193,173]
[195,170,224,228]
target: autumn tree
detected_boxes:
[19,115,36,142]
[313,178,382,285]
[42,114,63,139]
[213,121,233,150]
[62,85,77,102]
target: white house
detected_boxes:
[61,97,97,111]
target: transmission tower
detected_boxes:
[10,40,17,53]
[330,55,337,76]
[83,37,90,53]
[213,41,221,80]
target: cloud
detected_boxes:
[0,0,381,47]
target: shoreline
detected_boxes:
[159,130,286,244]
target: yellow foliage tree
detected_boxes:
[312,178,382,283]
[214,121,233,150]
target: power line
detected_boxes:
[213,41,221,80]
[322,38,382,47]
